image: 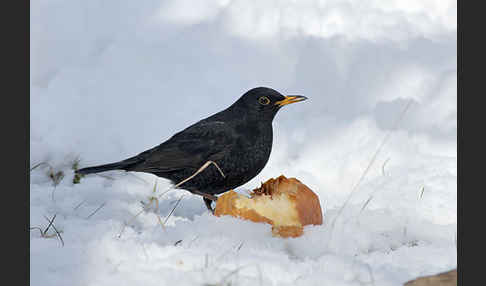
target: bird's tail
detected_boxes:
[76,152,147,176]
[76,161,129,175]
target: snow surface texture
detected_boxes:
[30,0,457,285]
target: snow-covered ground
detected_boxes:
[30,1,457,285]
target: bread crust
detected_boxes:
[214,175,323,237]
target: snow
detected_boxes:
[30,0,456,285]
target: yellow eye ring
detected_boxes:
[258,96,270,105]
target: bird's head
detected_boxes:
[230,87,307,120]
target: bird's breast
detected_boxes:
[220,122,273,187]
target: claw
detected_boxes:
[203,197,215,214]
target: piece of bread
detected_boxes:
[214,175,323,237]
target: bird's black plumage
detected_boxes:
[76,87,307,211]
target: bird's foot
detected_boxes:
[203,197,215,214]
[190,190,218,214]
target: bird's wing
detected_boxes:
[129,121,235,173]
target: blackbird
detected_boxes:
[76,87,307,212]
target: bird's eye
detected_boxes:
[258,96,270,105]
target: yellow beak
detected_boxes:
[275,95,308,107]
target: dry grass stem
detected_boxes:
[43,214,57,234]
[419,186,425,200]
[95,173,116,180]
[174,161,225,190]
[30,162,50,172]
[236,241,244,252]
[382,158,390,176]
[360,196,374,213]
[329,99,413,232]
[118,160,225,238]
[162,195,185,227]
[73,199,87,210]
[28,214,65,247]
[86,202,106,219]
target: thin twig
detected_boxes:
[219,265,249,284]
[419,186,425,200]
[189,235,199,248]
[42,214,64,246]
[29,227,44,237]
[236,241,244,252]
[118,160,225,238]
[154,160,225,201]
[360,196,374,213]
[49,169,64,202]
[382,158,390,176]
[329,99,413,230]
[153,197,159,212]
[51,186,57,203]
[43,214,57,234]
[73,199,87,211]
[49,169,64,186]
[127,173,151,185]
[156,214,166,232]
[152,179,158,193]
[118,208,146,238]
[174,161,225,190]
[50,223,65,247]
[119,180,167,237]
[162,195,185,227]
[148,179,160,212]
[95,173,116,180]
[210,245,241,268]
[30,162,49,172]
[86,202,106,219]
[119,192,170,238]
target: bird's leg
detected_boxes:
[191,190,218,201]
[190,189,217,214]
[203,197,215,214]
